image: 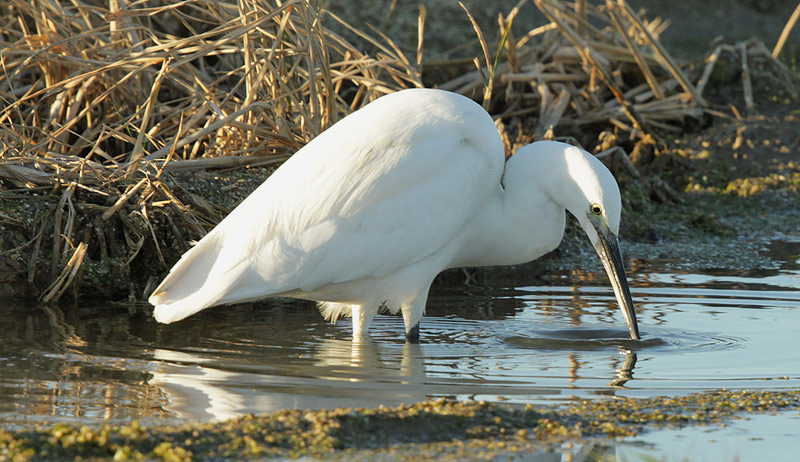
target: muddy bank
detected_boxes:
[1,389,797,461]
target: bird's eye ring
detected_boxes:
[590,203,602,215]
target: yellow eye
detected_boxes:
[590,203,602,216]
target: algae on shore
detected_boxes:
[1,389,798,461]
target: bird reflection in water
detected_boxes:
[150,338,429,421]
[149,329,644,422]
[608,350,637,387]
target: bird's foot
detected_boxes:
[352,334,372,343]
[405,323,420,343]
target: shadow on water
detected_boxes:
[1,237,799,427]
[505,328,665,350]
[503,326,745,353]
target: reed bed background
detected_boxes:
[435,0,796,154]
[0,0,797,302]
[0,0,421,301]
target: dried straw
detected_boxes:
[0,0,420,301]
[439,0,706,142]
[1,0,421,184]
[772,2,800,59]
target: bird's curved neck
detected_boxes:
[449,181,566,269]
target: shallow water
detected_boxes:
[1,239,798,443]
[616,410,800,462]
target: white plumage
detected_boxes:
[150,88,640,341]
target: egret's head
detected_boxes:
[512,141,640,340]
[557,145,622,245]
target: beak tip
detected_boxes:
[628,323,641,340]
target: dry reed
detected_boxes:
[439,0,796,154]
[0,0,420,301]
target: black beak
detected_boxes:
[593,228,640,340]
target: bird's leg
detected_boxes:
[401,292,428,343]
[350,304,376,342]
[405,323,420,343]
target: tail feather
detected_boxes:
[149,232,247,324]
[318,301,354,323]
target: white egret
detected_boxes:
[149,88,640,341]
